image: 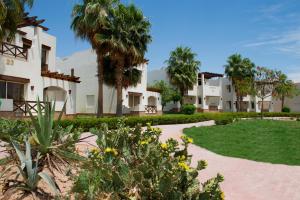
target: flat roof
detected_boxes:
[199,72,223,79]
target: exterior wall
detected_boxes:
[0,26,77,115]
[164,73,274,113]
[57,49,162,115]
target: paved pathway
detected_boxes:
[157,121,300,200]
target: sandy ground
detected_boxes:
[157,121,300,200]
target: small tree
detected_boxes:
[152,80,172,111]
[254,67,279,118]
[274,72,299,111]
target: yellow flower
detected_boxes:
[220,191,225,200]
[187,138,193,144]
[90,147,100,154]
[178,161,190,171]
[140,140,149,145]
[160,143,168,150]
[104,147,118,156]
[179,155,186,161]
[180,135,193,143]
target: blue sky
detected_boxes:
[29,0,300,81]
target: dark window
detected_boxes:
[198,97,202,104]
[198,79,202,86]
[251,101,255,109]
[41,48,47,65]
[228,101,232,109]
[7,82,24,101]
[227,85,231,93]
[0,81,6,98]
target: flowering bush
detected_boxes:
[72,120,224,199]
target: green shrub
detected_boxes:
[57,112,300,131]
[72,121,225,199]
[215,117,234,125]
[181,104,196,115]
[282,107,291,113]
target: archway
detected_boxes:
[43,86,67,111]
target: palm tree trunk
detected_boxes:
[96,51,104,118]
[116,59,124,117]
[281,95,285,111]
[180,88,185,108]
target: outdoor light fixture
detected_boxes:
[31,86,34,91]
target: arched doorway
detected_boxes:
[146,96,157,114]
[43,86,67,111]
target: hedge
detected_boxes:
[58,112,300,131]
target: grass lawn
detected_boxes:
[184,120,300,165]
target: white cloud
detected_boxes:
[244,29,300,57]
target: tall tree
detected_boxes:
[274,72,299,111]
[224,54,256,112]
[71,0,119,117]
[166,47,200,106]
[254,67,279,118]
[94,4,151,116]
[103,56,142,89]
[0,0,34,41]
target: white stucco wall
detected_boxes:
[0,26,77,114]
[57,49,161,114]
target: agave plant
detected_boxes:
[25,98,85,174]
[1,139,59,199]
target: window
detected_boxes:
[41,45,50,71]
[251,101,255,109]
[0,81,6,98]
[198,79,202,86]
[86,95,95,107]
[227,101,232,109]
[129,94,140,108]
[7,82,24,101]
[198,97,202,104]
[226,85,231,93]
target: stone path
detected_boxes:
[157,121,300,200]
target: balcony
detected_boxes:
[205,86,221,96]
[0,42,28,60]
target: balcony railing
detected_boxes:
[145,105,157,114]
[0,42,28,60]
[13,101,47,116]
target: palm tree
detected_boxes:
[94,4,151,116]
[103,56,142,88]
[224,54,255,112]
[274,73,299,111]
[71,0,119,117]
[165,46,200,106]
[0,0,34,41]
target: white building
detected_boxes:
[0,15,79,118]
[57,49,162,116]
[166,72,274,113]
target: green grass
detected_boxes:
[184,120,300,165]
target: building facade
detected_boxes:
[166,72,274,113]
[57,49,162,116]
[0,16,79,118]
